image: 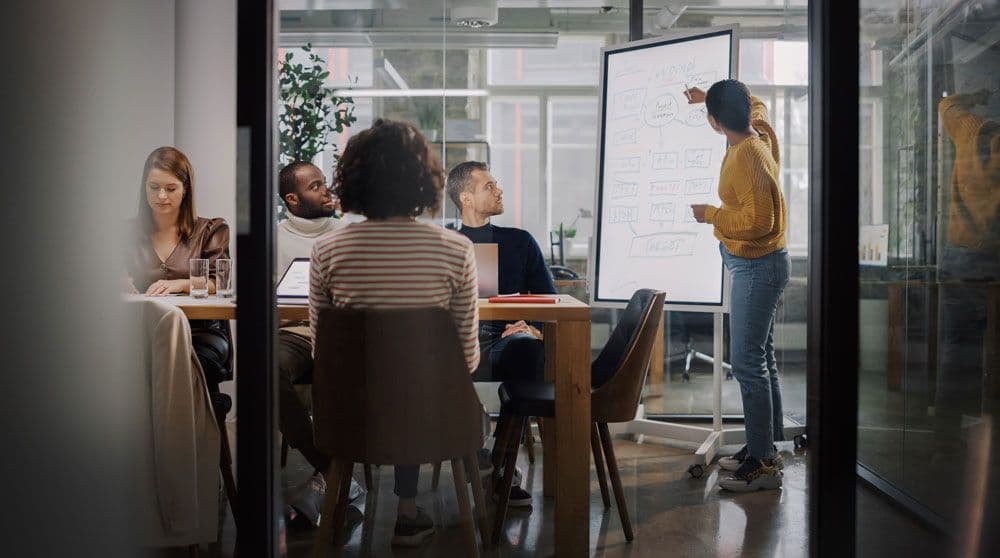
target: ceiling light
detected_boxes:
[452,1,498,28]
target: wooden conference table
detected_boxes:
[167,294,593,556]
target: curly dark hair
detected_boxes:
[334,119,444,219]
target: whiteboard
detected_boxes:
[591,28,736,310]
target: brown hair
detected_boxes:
[446,161,489,209]
[139,146,197,240]
[334,119,444,219]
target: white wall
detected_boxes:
[174,0,237,240]
[174,0,239,416]
[119,1,176,217]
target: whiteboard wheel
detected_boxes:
[687,464,704,479]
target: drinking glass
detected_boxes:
[189,258,209,298]
[216,259,233,298]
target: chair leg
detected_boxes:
[598,422,633,542]
[330,461,353,547]
[451,458,480,558]
[492,416,527,545]
[188,544,200,558]
[363,463,374,491]
[431,461,442,490]
[591,422,611,508]
[491,410,515,487]
[312,460,343,558]
[467,452,491,550]
[524,417,536,463]
[218,418,238,525]
[280,436,289,468]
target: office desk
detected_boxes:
[158,294,593,556]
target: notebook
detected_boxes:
[276,258,310,305]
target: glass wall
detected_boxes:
[857,0,1000,553]
[276,0,810,433]
[645,29,810,431]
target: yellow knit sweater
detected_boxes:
[939,95,1000,251]
[704,96,787,259]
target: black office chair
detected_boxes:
[492,288,665,544]
[190,321,238,525]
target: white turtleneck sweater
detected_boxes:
[277,213,343,338]
[276,212,343,281]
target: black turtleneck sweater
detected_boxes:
[456,222,556,340]
[456,222,555,296]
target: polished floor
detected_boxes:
[278,437,809,557]
[178,429,952,557]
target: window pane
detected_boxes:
[549,98,599,257]
[488,98,543,243]
[488,38,603,86]
[739,39,808,86]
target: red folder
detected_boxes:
[487,295,558,304]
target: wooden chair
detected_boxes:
[492,289,665,544]
[310,307,491,557]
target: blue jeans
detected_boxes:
[720,244,790,461]
[936,244,1000,426]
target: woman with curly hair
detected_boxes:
[308,119,480,547]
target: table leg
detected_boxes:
[553,320,591,557]
[542,322,558,497]
[887,283,903,392]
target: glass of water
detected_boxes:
[216,258,233,298]
[189,258,209,298]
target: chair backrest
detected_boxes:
[312,306,484,466]
[591,289,665,423]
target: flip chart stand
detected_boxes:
[615,308,805,478]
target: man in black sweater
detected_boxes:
[446,161,556,508]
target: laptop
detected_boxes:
[474,243,499,298]
[276,258,310,305]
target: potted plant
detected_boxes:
[414,100,441,142]
[277,43,357,216]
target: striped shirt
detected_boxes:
[309,219,480,372]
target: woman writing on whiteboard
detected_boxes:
[686,80,789,492]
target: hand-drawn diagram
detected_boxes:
[685,178,714,195]
[687,71,717,90]
[629,232,697,258]
[682,106,708,127]
[643,93,679,127]
[597,31,732,304]
[615,59,643,78]
[608,206,638,224]
[613,89,644,119]
[649,60,697,87]
[649,180,682,196]
[611,156,641,173]
[684,148,712,168]
[612,128,639,145]
[651,151,679,170]
[649,202,676,222]
[611,178,639,199]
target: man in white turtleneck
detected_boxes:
[277,161,342,276]
[276,161,362,527]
